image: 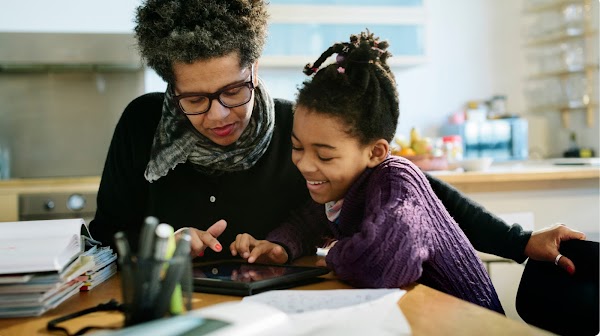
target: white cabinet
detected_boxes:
[263,0,428,68]
[0,1,138,33]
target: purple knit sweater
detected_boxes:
[268,156,504,314]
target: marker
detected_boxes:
[153,223,174,261]
[138,216,159,260]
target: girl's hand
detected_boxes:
[230,233,288,264]
[175,219,227,257]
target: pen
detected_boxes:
[114,231,132,263]
[170,229,191,314]
[114,231,134,307]
[147,223,174,310]
[138,216,159,260]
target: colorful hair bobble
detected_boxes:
[303,63,319,76]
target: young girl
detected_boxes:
[230,31,504,314]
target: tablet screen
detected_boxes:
[193,261,305,283]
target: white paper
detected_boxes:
[244,289,411,336]
[243,288,401,314]
[0,218,86,274]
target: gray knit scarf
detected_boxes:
[144,78,275,182]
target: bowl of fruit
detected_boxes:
[391,128,448,171]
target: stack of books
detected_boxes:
[79,245,117,292]
[0,218,117,318]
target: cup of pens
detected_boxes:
[114,217,192,326]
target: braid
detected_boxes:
[303,34,359,75]
[296,29,399,144]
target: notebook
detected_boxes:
[192,260,330,296]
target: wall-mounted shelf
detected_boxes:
[525,30,597,47]
[522,0,598,128]
[523,0,586,14]
[527,65,599,80]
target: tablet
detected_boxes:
[192,260,330,296]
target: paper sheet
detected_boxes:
[244,289,411,335]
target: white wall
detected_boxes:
[395,0,526,139]
[0,0,140,33]
[261,0,539,155]
[3,0,596,156]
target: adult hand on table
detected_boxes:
[525,223,586,275]
[175,219,227,257]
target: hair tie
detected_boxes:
[303,64,319,76]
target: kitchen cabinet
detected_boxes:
[0,177,100,223]
[0,194,18,222]
[522,0,599,128]
[263,0,427,68]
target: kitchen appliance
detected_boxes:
[19,192,97,224]
[441,118,528,161]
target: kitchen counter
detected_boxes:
[428,161,599,192]
[0,162,598,221]
[0,161,597,192]
[0,176,100,194]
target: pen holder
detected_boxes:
[119,255,192,326]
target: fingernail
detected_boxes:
[243,252,249,259]
[567,265,575,275]
[215,244,222,252]
[198,251,204,257]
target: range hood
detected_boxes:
[0,32,143,72]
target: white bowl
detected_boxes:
[459,157,494,171]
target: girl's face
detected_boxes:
[172,52,258,147]
[291,106,384,204]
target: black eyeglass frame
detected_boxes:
[173,66,255,115]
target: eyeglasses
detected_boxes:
[173,66,255,115]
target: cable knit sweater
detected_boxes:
[269,156,504,314]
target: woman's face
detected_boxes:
[172,53,258,147]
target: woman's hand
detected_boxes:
[525,223,586,274]
[230,233,288,264]
[175,219,227,257]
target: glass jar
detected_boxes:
[442,135,463,167]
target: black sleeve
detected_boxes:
[89,94,161,252]
[426,173,532,263]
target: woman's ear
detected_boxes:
[253,60,260,86]
[367,139,389,168]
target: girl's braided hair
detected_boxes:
[134,0,268,84]
[297,30,399,145]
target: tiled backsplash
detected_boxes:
[0,70,144,178]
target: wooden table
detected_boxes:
[0,265,552,336]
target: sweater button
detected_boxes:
[209,196,216,203]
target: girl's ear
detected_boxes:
[367,139,389,168]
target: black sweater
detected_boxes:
[89,93,531,262]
